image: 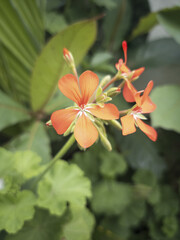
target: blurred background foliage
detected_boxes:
[0,0,180,239]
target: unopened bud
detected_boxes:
[99,132,112,151]
[96,94,105,102]
[46,120,52,126]
[63,48,74,66]
[99,75,111,88]
[108,120,122,130]
[107,87,121,97]
[96,86,103,99]
[96,93,112,103]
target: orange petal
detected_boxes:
[79,70,99,105]
[141,80,153,104]
[51,108,78,134]
[123,82,136,102]
[132,67,145,79]
[120,114,136,135]
[136,118,157,141]
[141,96,156,113]
[74,113,98,148]
[58,74,81,105]
[88,103,119,120]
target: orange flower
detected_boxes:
[120,80,157,141]
[51,70,119,148]
[115,41,144,80]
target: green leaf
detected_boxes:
[130,38,180,68]
[157,7,180,44]
[115,130,166,177]
[151,85,180,133]
[117,131,166,177]
[91,52,113,66]
[6,122,51,164]
[162,216,178,238]
[93,0,117,10]
[100,151,127,178]
[37,161,91,216]
[72,148,100,183]
[92,181,133,215]
[0,148,14,178]
[31,19,97,111]
[44,90,72,114]
[6,208,68,240]
[0,90,30,131]
[0,148,44,185]
[133,170,157,187]
[118,199,146,227]
[0,0,45,102]
[45,12,67,34]
[103,0,132,51]
[130,12,157,39]
[63,208,95,240]
[13,151,44,180]
[154,185,179,218]
[130,7,180,40]
[0,190,36,233]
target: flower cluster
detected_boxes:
[47,42,157,150]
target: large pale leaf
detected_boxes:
[0,90,30,131]
[0,0,45,102]
[157,7,180,44]
[63,208,95,240]
[6,122,51,163]
[44,90,72,114]
[37,161,91,216]
[6,208,68,240]
[31,19,97,111]
[151,85,180,133]
[0,190,36,233]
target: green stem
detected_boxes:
[30,134,76,189]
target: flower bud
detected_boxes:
[46,120,52,126]
[107,87,121,97]
[99,75,111,88]
[63,48,74,66]
[108,119,122,130]
[96,86,103,99]
[99,132,112,151]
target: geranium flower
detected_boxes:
[51,70,119,148]
[115,41,145,80]
[120,80,157,141]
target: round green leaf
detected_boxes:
[37,161,91,216]
[0,190,36,233]
[100,151,127,178]
[63,208,95,240]
[6,208,67,240]
[92,181,133,215]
